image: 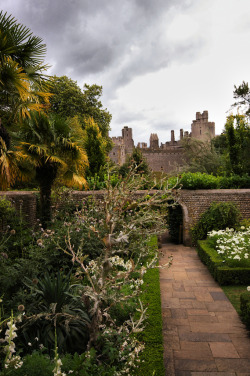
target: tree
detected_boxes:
[16,112,88,225]
[181,137,225,175]
[83,117,107,178]
[82,84,112,140]
[232,81,250,119]
[48,76,84,119]
[48,77,112,150]
[224,114,250,175]
[119,147,150,177]
[0,11,51,125]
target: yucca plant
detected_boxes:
[20,271,90,355]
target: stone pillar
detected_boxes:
[171,130,175,144]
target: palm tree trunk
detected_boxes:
[36,164,57,227]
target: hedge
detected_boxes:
[135,248,165,376]
[197,240,250,285]
[240,292,250,329]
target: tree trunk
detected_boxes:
[36,164,57,227]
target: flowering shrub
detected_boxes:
[0,169,175,375]
[208,227,250,267]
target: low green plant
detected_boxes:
[191,201,241,243]
[240,289,250,329]
[166,172,250,190]
[19,271,90,355]
[197,239,250,285]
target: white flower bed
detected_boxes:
[208,227,250,267]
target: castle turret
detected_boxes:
[150,133,159,149]
[191,111,215,141]
[171,130,175,145]
[180,129,183,140]
[122,126,134,154]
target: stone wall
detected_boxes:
[0,191,37,227]
[176,189,250,245]
[141,148,186,173]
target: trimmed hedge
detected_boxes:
[240,292,250,330]
[167,172,250,190]
[135,264,165,376]
[197,240,250,285]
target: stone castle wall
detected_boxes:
[109,111,215,173]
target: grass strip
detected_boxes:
[221,285,248,314]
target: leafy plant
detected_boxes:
[191,202,241,243]
[19,271,90,355]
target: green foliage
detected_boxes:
[119,147,150,178]
[0,352,54,375]
[83,118,107,178]
[181,137,225,175]
[191,202,241,243]
[224,114,250,175]
[15,112,88,225]
[222,285,248,315]
[0,10,50,126]
[85,172,121,190]
[135,262,165,375]
[240,291,250,329]
[19,271,90,355]
[232,80,250,118]
[0,197,15,228]
[48,77,112,147]
[197,240,250,285]
[169,172,250,190]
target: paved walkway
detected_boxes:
[159,243,250,376]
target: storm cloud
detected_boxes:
[2,0,250,143]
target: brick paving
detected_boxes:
[160,243,250,376]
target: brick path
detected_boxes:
[160,243,250,376]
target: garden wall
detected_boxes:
[0,189,249,245]
[0,191,37,227]
[176,189,250,245]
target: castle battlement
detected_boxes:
[109,111,215,173]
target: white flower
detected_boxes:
[233,255,241,260]
[247,286,250,292]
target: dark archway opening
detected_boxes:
[166,202,183,244]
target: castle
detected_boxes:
[109,111,215,173]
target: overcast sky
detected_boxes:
[2,0,250,145]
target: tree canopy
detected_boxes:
[48,76,112,144]
[0,11,51,125]
[232,81,250,119]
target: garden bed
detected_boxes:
[197,240,250,285]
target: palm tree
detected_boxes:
[0,11,51,124]
[16,112,88,226]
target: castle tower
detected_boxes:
[191,111,215,141]
[171,130,175,145]
[150,133,159,149]
[122,126,134,154]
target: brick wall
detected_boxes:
[1,189,249,246]
[176,189,250,245]
[0,191,37,227]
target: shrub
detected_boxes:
[240,291,250,329]
[169,172,250,190]
[197,240,250,285]
[191,202,240,243]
